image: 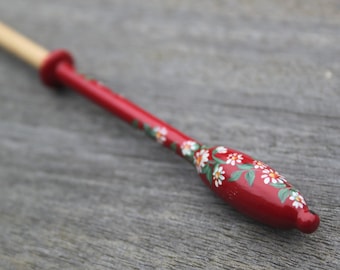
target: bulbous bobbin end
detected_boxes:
[179,143,320,233]
[296,210,320,234]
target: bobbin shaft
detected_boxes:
[0,21,196,156]
[54,60,196,155]
[0,22,48,68]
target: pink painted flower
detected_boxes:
[194,149,209,173]
[153,127,167,144]
[226,153,243,166]
[261,168,286,184]
[289,191,306,209]
[213,166,225,187]
[253,160,267,170]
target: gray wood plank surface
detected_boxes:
[0,1,339,269]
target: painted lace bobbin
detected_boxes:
[0,22,320,234]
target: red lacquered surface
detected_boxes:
[40,50,319,233]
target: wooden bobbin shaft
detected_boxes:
[0,21,49,69]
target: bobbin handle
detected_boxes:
[0,21,49,69]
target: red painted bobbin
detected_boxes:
[37,50,320,234]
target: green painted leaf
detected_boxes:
[170,143,177,152]
[245,170,255,186]
[213,163,220,173]
[132,119,139,128]
[270,183,287,189]
[237,164,254,170]
[201,164,210,174]
[212,156,225,164]
[278,188,291,203]
[143,124,154,137]
[229,170,243,182]
[143,124,151,132]
[289,188,298,193]
[192,143,200,151]
[206,166,212,185]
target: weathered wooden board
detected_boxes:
[0,1,339,269]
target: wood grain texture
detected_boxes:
[0,1,339,269]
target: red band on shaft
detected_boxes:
[39,50,73,87]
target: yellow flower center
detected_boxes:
[232,156,238,160]
[269,172,279,179]
[196,155,202,166]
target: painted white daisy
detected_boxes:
[289,191,306,209]
[181,141,200,156]
[253,160,267,170]
[215,146,227,154]
[261,168,285,184]
[213,166,225,187]
[153,127,167,144]
[226,153,243,166]
[194,149,209,173]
